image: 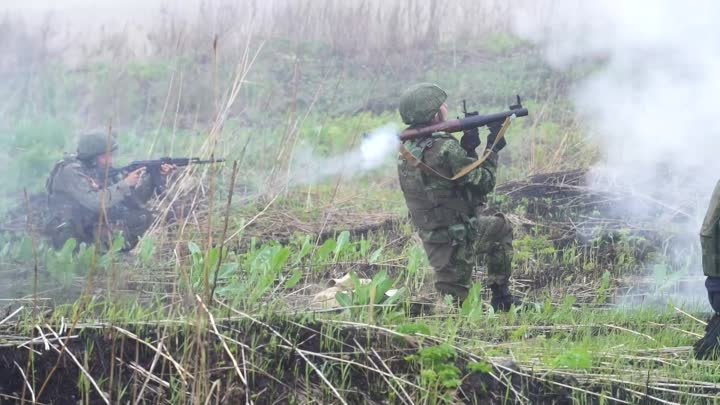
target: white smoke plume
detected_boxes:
[289,124,399,185]
[512,0,720,308]
[513,1,720,207]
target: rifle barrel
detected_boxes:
[399,108,528,141]
[190,158,225,164]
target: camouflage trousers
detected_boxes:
[420,211,513,300]
[47,205,154,252]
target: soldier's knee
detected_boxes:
[471,212,508,235]
[493,213,513,242]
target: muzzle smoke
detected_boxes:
[289,124,399,185]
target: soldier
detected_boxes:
[396,83,521,311]
[45,132,175,252]
[695,180,720,359]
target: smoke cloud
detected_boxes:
[289,124,400,185]
[513,0,720,208]
[512,0,720,308]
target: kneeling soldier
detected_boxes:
[45,132,175,251]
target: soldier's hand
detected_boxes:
[486,122,507,153]
[460,128,481,155]
[124,167,146,187]
[159,163,177,176]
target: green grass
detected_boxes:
[0,22,715,405]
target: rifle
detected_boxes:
[110,157,225,186]
[399,95,529,142]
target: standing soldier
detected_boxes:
[396,83,521,311]
[696,180,720,359]
[45,132,175,252]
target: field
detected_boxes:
[0,2,718,404]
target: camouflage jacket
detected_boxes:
[397,132,497,236]
[46,156,155,217]
[701,179,720,278]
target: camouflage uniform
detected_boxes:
[695,179,720,359]
[45,133,157,252]
[700,178,720,312]
[396,83,515,308]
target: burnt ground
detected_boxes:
[494,170,701,298]
[2,316,717,405]
[0,318,586,405]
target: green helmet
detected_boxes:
[398,83,447,125]
[76,132,118,161]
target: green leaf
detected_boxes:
[468,361,493,374]
[369,247,383,264]
[206,247,221,270]
[219,262,239,278]
[335,291,353,307]
[61,238,77,255]
[420,369,437,384]
[334,230,350,259]
[349,272,368,304]
[358,238,369,257]
[383,287,406,305]
[284,270,303,289]
[460,283,483,317]
[396,322,431,335]
[294,235,312,264]
[111,233,125,252]
[187,241,202,255]
[316,239,336,261]
[552,347,592,370]
[270,247,291,272]
[370,271,392,302]
[138,238,155,264]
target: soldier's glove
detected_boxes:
[486,121,507,153]
[460,127,481,156]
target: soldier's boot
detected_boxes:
[694,313,720,360]
[489,284,523,312]
[695,284,720,359]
